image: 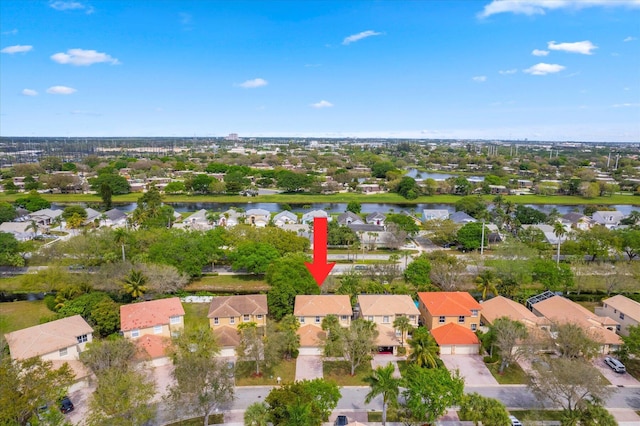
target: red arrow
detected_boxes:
[305,217,335,286]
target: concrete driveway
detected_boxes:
[371,354,402,378]
[295,355,323,381]
[593,356,640,387]
[440,354,498,386]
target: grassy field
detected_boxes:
[0,191,636,206]
[165,414,224,425]
[508,410,564,422]
[0,300,57,334]
[182,302,210,330]
[234,359,296,386]
[0,276,27,293]
[368,411,402,422]
[323,360,373,386]
[185,275,270,293]
[485,360,530,385]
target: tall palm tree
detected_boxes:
[407,327,439,369]
[122,269,147,299]
[475,270,500,301]
[393,316,413,348]
[553,221,567,266]
[364,363,400,426]
[114,228,128,262]
[26,220,39,238]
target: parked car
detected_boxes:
[59,396,74,414]
[509,415,523,426]
[604,356,626,374]
[334,415,348,426]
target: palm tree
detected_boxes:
[114,228,128,262]
[122,269,147,299]
[407,327,439,369]
[393,316,413,348]
[26,220,39,238]
[553,221,567,266]
[243,402,269,426]
[364,363,400,426]
[475,270,500,301]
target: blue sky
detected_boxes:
[1,0,639,141]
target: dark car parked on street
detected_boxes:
[59,396,74,414]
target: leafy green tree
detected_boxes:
[364,363,401,426]
[131,186,174,229]
[100,182,113,210]
[278,314,301,360]
[0,232,24,267]
[532,259,574,292]
[490,317,527,373]
[187,173,213,193]
[80,338,137,376]
[621,325,640,357]
[475,270,500,300]
[425,250,466,291]
[616,228,640,261]
[229,242,280,274]
[393,315,413,347]
[62,205,87,221]
[276,170,312,192]
[244,402,269,426]
[122,269,147,299]
[57,292,120,337]
[403,256,431,287]
[515,205,548,224]
[0,356,75,426]
[575,226,616,262]
[164,181,186,194]
[265,379,340,426]
[0,202,17,223]
[452,177,473,195]
[166,326,234,426]
[385,213,420,236]
[455,196,486,218]
[14,191,51,212]
[321,315,343,357]
[346,201,361,214]
[266,253,320,320]
[89,173,130,195]
[459,393,510,426]
[553,322,600,360]
[407,327,439,368]
[339,319,378,376]
[147,229,222,277]
[400,365,464,425]
[371,161,397,179]
[396,176,420,199]
[237,322,267,377]
[457,222,487,251]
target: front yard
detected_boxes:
[234,359,296,386]
[485,360,530,384]
[323,360,372,386]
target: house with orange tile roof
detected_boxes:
[430,323,480,355]
[530,294,622,354]
[597,295,640,336]
[4,315,94,391]
[120,297,185,340]
[294,295,352,355]
[134,334,172,366]
[417,291,482,332]
[207,294,268,357]
[356,294,420,355]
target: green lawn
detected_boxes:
[485,360,530,384]
[626,358,640,380]
[368,411,402,422]
[182,302,210,331]
[0,276,27,293]
[323,360,373,386]
[185,275,270,293]
[508,410,564,421]
[165,414,224,425]
[234,359,296,386]
[0,300,57,334]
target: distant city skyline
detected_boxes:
[1,0,639,142]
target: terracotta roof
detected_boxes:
[135,334,170,359]
[375,324,401,347]
[480,296,549,327]
[417,292,481,316]
[358,294,420,317]
[207,294,268,318]
[294,295,352,317]
[213,326,241,348]
[532,296,622,345]
[430,323,480,346]
[297,324,326,347]
[603,295,640,322]
[120,298,185,331]
[4,315,93,360]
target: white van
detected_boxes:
[604,356,626,373]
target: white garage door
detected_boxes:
[451,344,479,355]
[298,347,323,356]
[440,345,452,355]
[219,348,236,357]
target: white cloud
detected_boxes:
[612,103,640,108]
[548,40,597,55]
[532,49,549,56]
[310,100,333,108]
[2,29,18,35]
[523,63,566,75]
[51,48,119,66]
[342,30,382,45]
[478,0,640,18]
[49,1,94,14]
[22,89,38,96]
[624,36,637,42]
[499,69,517,75]
[1,45,33,54]
[46,85,77,95]
[237,78,268,89]
[472,76,487,82]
